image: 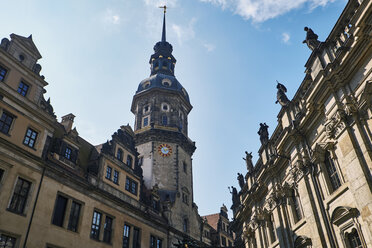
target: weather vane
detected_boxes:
[159,5,167,14]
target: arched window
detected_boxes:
[325,151,342,191]
[117,148,123,161]
[126,155,133,168]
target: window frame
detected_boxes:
[8,177,32,215]
[17,80,30,97]
[103,215,113,244]
[113,170,119,184]
[23,127,38,149]
[142,116,150,127]
[125,177,138,196]
[0,233,17,248]
[90,210,102,240]
[126,155,133,168]
[123,223,131,248]
[106,166,112,180]
[117,148,123,161]
[324,151,342,192]
[67,200,82,232]
[0,111,15,135]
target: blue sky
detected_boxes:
[1,0,347,217]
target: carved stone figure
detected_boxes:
[275,81,290,107]
[258,123,269,145]
[230,186,240,206]
[243,151,254,172]
[303,27,321,51]
[237,173,245,189]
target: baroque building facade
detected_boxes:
[0,12,217,248]
[231,1,372,248]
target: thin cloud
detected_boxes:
[171,18,197,45]
[203,43,216,52]
[200,0,336,22]
[282,32,290,43]
[103,9,121,25]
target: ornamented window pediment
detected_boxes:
[331,206,359,226]
[294,236,312,248]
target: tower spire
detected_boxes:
[159,5,167,42]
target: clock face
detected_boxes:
[158,144,172,157]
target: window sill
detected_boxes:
[324,183,349,207]
[6,208,26,217]
[23,144,37,151]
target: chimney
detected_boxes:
[61,113,75,132]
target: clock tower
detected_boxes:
[131,10,199,238]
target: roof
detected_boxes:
[203,213,220,231]
[135,73,190,103]
[10,33,42,59]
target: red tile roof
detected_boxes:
[203,213,219,231]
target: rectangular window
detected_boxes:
[113,170,119,184]
[8,177,31,214]
[64,147,72,160]
[103,216,113,244]
[133,227,141,248]
[325,153,342,191]
[125,177,138,195]
[0,112,13,135]
[182,193,188,204]
[0,234,16,248]
[67,201,81,232]
[0,65,7,82]
[221,236,226,247]
[161,115,167,125]
[52,195,68,227]
[106,166,112,180]
[123,224,131,248]
[143,117,149,127]
[17,81,29,96]
[23,128,38,148]
[150,235,162,248]
[91,211,102,240]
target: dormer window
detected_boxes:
[161,79,172,87]
[17,81,29,97]
[126,155,133,168]
[143,105,151,114]
[64,147,72,160]
[117,148,123,161]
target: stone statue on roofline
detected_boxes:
[258,123,269,145]
[237,173,245,189]
[275,81,291,107]
[243,151,254,173]
[303,26,321,51]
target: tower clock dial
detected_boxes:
[158,144,172,157]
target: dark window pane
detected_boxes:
[157,238,162,248]
[325,152,342,191]
[133,227,141,248]
[91,211,102,240]
[103,216,113,244]
[52,195,68,226]
[0,168,4,182]
[0,112,13,135]
[162,115,167,125]
[123,224,131,248]
[9,177,31,214]
[67,201,81,232]
[127,155,133,167]
[117,149,123,161]
[0,65,7,82]
[0,234,16,248]
[150,236,156,248]
[143,117,148,127]
[17,81,29,96]
[23,128,38,148]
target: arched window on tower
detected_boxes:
[162,61,168,69]
[346,228,363,248]
[325,151,342,191]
